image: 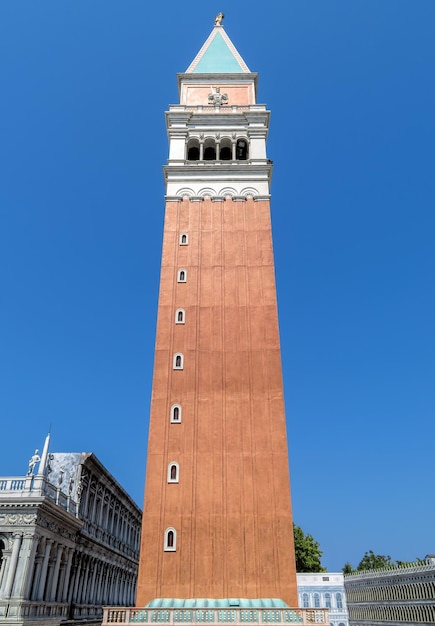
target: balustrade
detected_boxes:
[103,608,328,626]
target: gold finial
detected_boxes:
[215,12,224,26]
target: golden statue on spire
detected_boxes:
[215,12,224,26]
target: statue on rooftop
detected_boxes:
[215,13,224,26]
[27,449,41,475]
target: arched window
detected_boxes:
[302,593,309,608]
[167,462,179,483]
[164,527,176,551]
[177,269,186,283]
[173,353,184,370]
[313,593,320,608]
[187,139,200,161]
[236,138,248,160]
[170,404,182,423]
[336,593,343,609]
[175,309,185,324]
[219,139,232,161]
[325,593,331,609]
[203,139,216,161]
[179,233,188,245]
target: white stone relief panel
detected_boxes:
[168,183,268,199]
[176,187,195,198]
[219,187,237,198]
[240,187,260,197]
[198,187,217,197]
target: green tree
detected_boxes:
[293,524,325,573]
[356,550,394,571]
[342,562,354,574]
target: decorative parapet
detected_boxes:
[103,607,329,626]
[0,474,78,516]
[0,599,103,621]
[0,477,28,491]
[168,105,265,115]
[344,560,435,581]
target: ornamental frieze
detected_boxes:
[0,513,37,526]
[37,515,78,541]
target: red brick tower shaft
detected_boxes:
[137,21,297,607]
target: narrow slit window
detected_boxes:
[167,462,179,483]
[164,528,176,551]
[177,269,186,283]
[170,404,182,423]
[175,309,185,324]
[179,233,188,245]
[173,353,184,370]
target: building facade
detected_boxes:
[135,15,298,609]
[0,438,141,626]
[344,558,435,626]
[297,573,349,626]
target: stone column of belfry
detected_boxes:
[137,18,297,607]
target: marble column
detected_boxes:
[49,544,64,601]
[88,559,97,604]
[104,494,111,530]
[77,557,88,604]
[96,563,103,605]
[91,483,98,523]
[107,566,114,603]
[71,553,82,604]
[113,568,120,604]
[61,548,74,602]
[102,565,111,604]
[19,533,39,599]
[29,538,44,600]
[36,539,53,600]
[82,478,91,518]
[3,533,22,597]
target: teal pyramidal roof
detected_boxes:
[186,26,250,74]
[146,599,289,609]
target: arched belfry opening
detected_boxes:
[203,139,216,160]
[236,138,248,160]
[187,138,200,161]
[220,138,232,160]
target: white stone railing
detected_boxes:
[0,477,29,491]
[102,607,328,626]
[168,105,266,114]
[344,560,434,580]
[0,474,78,515]
[0,600,70,619]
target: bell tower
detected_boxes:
[137,16,298,607]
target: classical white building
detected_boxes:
[0,436,142,626]
[344,557,435,626]
[297,573,349,626]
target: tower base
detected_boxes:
[102,599,329,626]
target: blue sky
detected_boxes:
[1,1,434,573]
